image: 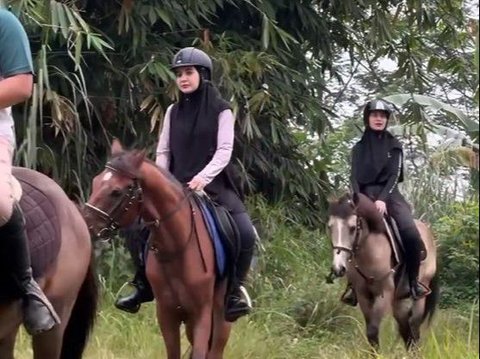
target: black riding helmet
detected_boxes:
[171,47,213,81]
[363,99,393,127]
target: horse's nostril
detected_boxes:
[331,265,346,277]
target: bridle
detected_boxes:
[329,210,399,285]
[84,162,191,239]
[331,215,362,259]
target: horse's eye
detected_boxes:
[349,226,356,234]
[111,189,122,198]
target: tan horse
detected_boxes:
[84,140,232,359]
[327,192,439,350]
[0,167,97,359]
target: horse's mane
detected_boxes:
[328,194,355,218]
[328,192,386,234]
[108,150,183,190]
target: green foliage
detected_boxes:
[4,0,476,226]
[434,201,479,308]
[94,238,133,295]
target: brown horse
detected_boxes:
[0,167,97,359]
[83,139,232,359]
[327,192,439,351]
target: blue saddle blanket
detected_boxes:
[196,200,226,277]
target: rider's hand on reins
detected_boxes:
[374,200,387,216]
[188,176,207,191]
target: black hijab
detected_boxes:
[352,119,403,185]
[169,78,231,184]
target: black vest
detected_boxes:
[168,84,244,202]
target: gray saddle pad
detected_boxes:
[13,168,61,279]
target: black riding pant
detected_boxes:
[207,187,256,282]
[385,191,424,282]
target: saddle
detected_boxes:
[11,167,62,279]
[383,215,427,297]
[192,193,240,289]
[383,216,427,266]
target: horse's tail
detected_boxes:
[422,273,439,325]
[60,255,98,359]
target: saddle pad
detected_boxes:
[16,174,61,279]
[196,199,226,277]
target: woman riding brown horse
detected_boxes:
[0,168,97,359]
[115,47,256,323]
[0,10,97,359]
[85,139,237,358]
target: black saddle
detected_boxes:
[193,193,240,292]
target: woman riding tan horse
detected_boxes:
[327,99,439,350]
[84,139,237,359]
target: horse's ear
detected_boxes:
[352,192,360,206]
[327,195,337,204]
[111,138,123,156]
[131,149,146,168]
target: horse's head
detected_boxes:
[84,139,146,240]
[327,191,387,277]
[327,192,360,277]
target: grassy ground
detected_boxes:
[13,295,478,359]
[12,199,480,358]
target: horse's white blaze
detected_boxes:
[102,171,113,182]
[347,215,357,228]
[330,216,350,273]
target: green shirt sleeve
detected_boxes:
[0,9,34,78]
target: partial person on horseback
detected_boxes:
[341,99,430,306]
[0,9,59,334]
[115,47,256,322]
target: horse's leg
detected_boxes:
[208,281,232,359]
[31,326,64,359]
[0,326,19,359]
[31,297,75,359]
[190,303,213,359]
[393,298,416,350]
[185,321,194,346]
[408,297,426,348]
[157,302,182,359]
[358,289,391,351]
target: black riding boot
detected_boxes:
[0,203,60,335]
[341,283,357,306]
[115,266,154,313]
[225,246,254,322]
[402,227,430,300]
[115,223,153,313]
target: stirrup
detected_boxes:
[238,285,252,308]
[340,288,357,306]
[411,281,431,300]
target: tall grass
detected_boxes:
[13,198,480,358]
[12,293,478,358]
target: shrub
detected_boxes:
[434,201,479,308]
